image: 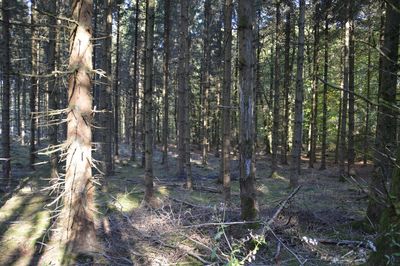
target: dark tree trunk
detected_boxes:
[131,0,140,161]
[114,5,121,158]
[30,0,38,170]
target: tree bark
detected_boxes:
[367,0,399,225]
[309,0,320,168]
[238,0,258,221]
[289,0,305,188]
[114,4,121,158]
[161,0,171,166]
[41,1,97,262]
[131,0,140,161]
[1,0,11,187]
[221,0,233,203]
[30,0,38,170]
[144,0,155,203]
[347,0,355,171]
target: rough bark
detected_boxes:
[238,0,258,221]
[289,0,305,188]
[367,0,399,225]
[41,1,97,262]
[161,0,171,166]
[144,0,155,203]
[1,0,11,187]
[221,0,233,203]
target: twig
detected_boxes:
[267,186,301,227]
[301,236,376,251]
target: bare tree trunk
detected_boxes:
[30,0,38,170]
[289,0,305,188]
[339,2,350,180]
[114,4,121,158]
[347,0,355,171]
[281,0,292,165]
[238,0,258,221]
[367,0,399,225]
[48,0,59,181]
[131,0,140,161]
[200,0,211,165]
[1,0,11,187]
[363,34,371,166]
[271,1,281,175]
[41,1,97,262]
[309,0,320,168]
[320,0,330,170]
[161,0,171,166]
[144,0,155,203]
[221,0,233,203]
[177,0,191,187]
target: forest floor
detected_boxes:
[0,141,377,265]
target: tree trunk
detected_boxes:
[221,0,233,204]
[363,34,371,166]
[144,0,155,203]
[114,4,121,158]
[201,0,211,165]
[280,0,292,165]
[367,0,399,225]
[289,0,305,187]
[48,0,59,181]
[131,0,140,161]
[30,0,38,170]
[309,0,320,168]
[271,1,281,175]
[41,1,97,262]
[161,0,171,166]
[1,0,11,187]
[347,0,355,171]
[320,0,330,170]
[339,3,350,180]
[238,0,258,221]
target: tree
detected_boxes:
[289,0,305,188]
[367,0,399,225]
[114,3,121,159]
[30,0,38,170]
[143,0,155,203]
[1,0,11,188]
[271,0,281,175]
[320,0,330,171]
[131,0,140,161]
[161,0,171,166]
[309,0,320,169]
[238,0,258,221]
[347,0,355,172]
[280,0,292,165]
[221,0,233,203]
[339,1,350,180]
[201,0,211,166]
[48,0,59,181]
[41,0,97,262]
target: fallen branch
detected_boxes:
[266,186,301,227]
[301,236,376,251]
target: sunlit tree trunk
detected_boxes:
[41,1,97,262]
[238,0,258,221]
[161,0,171,166]
[289,0,305,188]
[221,0,233,203]
[144,0,155,203]
[1,0,11,187]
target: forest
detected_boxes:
[0,0,399,265]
